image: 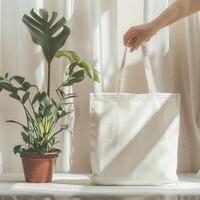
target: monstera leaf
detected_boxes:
[23,9,70,64]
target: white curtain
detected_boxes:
[1,0,200,199]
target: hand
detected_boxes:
[123,22,157,52]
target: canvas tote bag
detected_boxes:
[89,45,181,185]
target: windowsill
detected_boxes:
[0,173,199,197]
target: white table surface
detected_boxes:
[0,173,200,197]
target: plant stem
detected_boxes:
[23,106,38,135]
[47,63,51,98]
[28,98,45,135]
[47,98,63,135]
[56,72,72,91]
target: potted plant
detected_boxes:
[0,9,99,183]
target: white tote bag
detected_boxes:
[89,45,181,185]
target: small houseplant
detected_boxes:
[0,9,99,183]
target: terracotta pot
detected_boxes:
[20,151,59,183]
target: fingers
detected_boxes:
[130,43,140,52]
[127,36,138,47]
[130,46,135,52]
[125,37,140,53]
[130,41,139,52]
[129,37,152,52]
[124,24,154,52]
[123,27,136,46]
[123,27,141,52]
[124,32,147,52]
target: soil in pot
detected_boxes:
[20,151,59,183]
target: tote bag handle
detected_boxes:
[116,44,157,94]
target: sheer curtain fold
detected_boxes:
[170,13,200,173]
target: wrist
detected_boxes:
[146,21,160,36]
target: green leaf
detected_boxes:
[63,93,77,100]
[22,82,31,91]
[38,91,47,101]
[56,50,100,82]
[63,80,74,87]
[0,82,10,90]
[30,8,43,23]
[32,92,41,104]
[58,89,65,98]
[79,61,100,82]
[23,15,42,31]
[13,145,23,154]
[5,73,9,78]
[77,60,93,79]
[39,9,48,22]
[60,124,68,129]
[13,145,35,154]
[51,98,57,107]
[68,62,78,75]
[22,92,30,104]
[50,17,66,35]
[49,124,68,140]
[58,105,63,111]
[23,9,70,64]
[6,120,29,132]
[17,87,25,91]
[21,131,31,144]
[50,137,56,146]
[48,12,57,27]
[56,50,78,62]
[38,92,53,118]
[93,69,100,82]
[72,70,84,78]
[11,75,25,84]
[60,110,71,118]
[23,147,36,153]
[71,70,85,83]
[0,81,17,93]
[9,93,21,101]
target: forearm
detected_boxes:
[150,0,200,32]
